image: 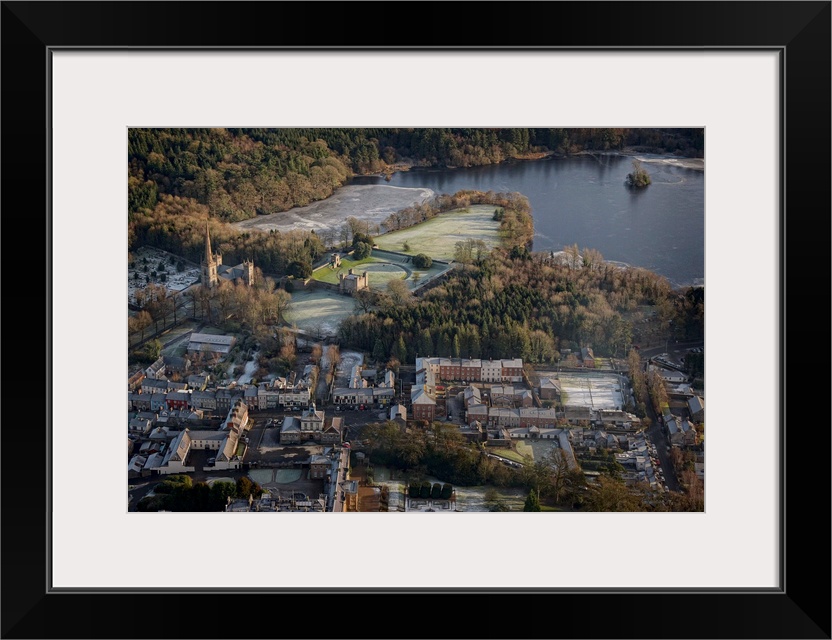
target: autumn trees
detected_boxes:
[129,128,352,221]
[129,196,326,278]
[361,420,521,487]
[522,447,586,505]
[130,272,293,348]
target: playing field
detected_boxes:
[374,205,502,261]
[284,289,358,337]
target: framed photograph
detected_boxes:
[5,1,829,638]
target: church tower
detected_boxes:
[201,223,219,289]
[242,259,255,286]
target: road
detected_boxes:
[643,395,681,493]
[128,478,164,510]
[637,339,703,361]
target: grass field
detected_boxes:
[284,289,358,336]
[374,205,502,261]
[515,441,535,461]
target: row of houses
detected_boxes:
[332,386,395,407]
[130,369,318,416]
[129,385,250,414]
[129,409,204,435]
[252,372,315,410]
[415,357,524,384]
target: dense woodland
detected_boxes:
[128,128,703,275]
[338,244,704,365]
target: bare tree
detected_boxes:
[386,278,413,307]
[215,280,235,322]
[563,243,582,270]
[353,288,378,314]
[327,344,341,370]
[310,343,323,365]
[272,288,291,324]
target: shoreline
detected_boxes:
[360,147,703,181]
[544,250,703,290]
[574,148,704,171]
[231,184,435,235]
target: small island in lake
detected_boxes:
[625,159,652,188]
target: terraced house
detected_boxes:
[416,357,524,384]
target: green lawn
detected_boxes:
[489,448,529,464]
[375,205,502,261]
[310,251,448,293]
[160,342,181,358]
[515,441,535,461]
[311,257,379,284]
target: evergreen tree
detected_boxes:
[372,338,387,363]
[394,334,408,363]
[524,490,542,512]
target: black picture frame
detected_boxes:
[3,2,829,638]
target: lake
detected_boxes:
[353,153,704,289]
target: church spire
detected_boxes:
[204,222,212,263]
